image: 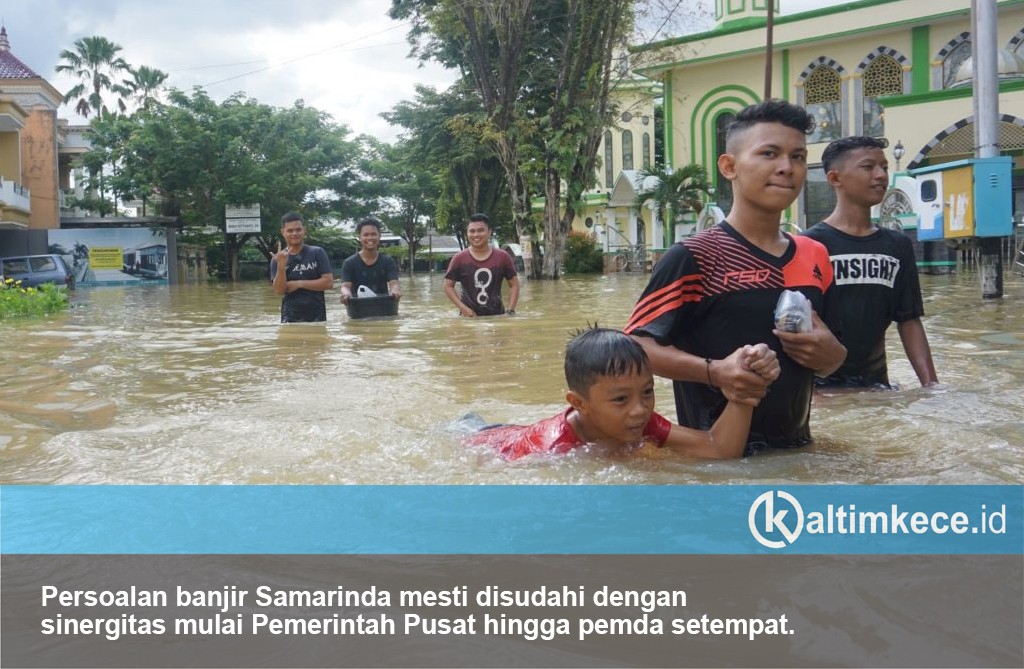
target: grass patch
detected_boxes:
[0,279,70,319]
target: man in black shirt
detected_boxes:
[270,212,334,323]
[804,136,938,388]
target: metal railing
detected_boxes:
[0,177,31,211]
[611,243,648,273]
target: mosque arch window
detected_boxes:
[862,54,903,137]
[622,130,634,171]
[1010,27,1024,54]
[942,38,972,89]
[804,65,842,144]
[642,132,651,169]
[604,130,614,188]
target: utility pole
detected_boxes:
[764,0,775,99]
[973,0,1003,298]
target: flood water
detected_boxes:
[1,271,1021,485]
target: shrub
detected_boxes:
[0,279,70,319]
[563,230,604,274]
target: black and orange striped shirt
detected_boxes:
[626,222,838,451]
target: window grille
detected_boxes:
[863,55,903,137]
[805,66,842,143]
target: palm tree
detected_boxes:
[633,163,712,242]
[121,65,169,110]
[55,36,131,118]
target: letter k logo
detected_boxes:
[749,490,805,549]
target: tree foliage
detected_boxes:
[354,136,442,273]
[633,163,712,242]
[55,35,132,118]
[562,230,603,274]
[391,0,633,279]
[381,81,508,246]
[82,88,360,278]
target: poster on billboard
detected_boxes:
[48,228,169,285]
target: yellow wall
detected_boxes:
[647,1,1024,229]
[22,108,59,229]
[0,132,20,180]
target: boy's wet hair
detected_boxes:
[468,213,490,227]
[725,99,815,152]
[821,136,889,174]
[564,327,650,395]
[281,211,303,226]
[356,217,383,235]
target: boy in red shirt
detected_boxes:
[464,328,778,460]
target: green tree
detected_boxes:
[391,0,633,279]
[632,163,712,244]
[122,65,169,110]
[355,137,442,274]
[81,88,360,279]
[55,35,131,118]
[382,81,507,247]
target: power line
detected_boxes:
[197,21,411,88]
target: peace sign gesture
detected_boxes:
[273,241,289,269]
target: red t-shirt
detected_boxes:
[464,407,672,460]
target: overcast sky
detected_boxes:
[4,0,847,142]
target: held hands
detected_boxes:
[773,310,846,375]
[740,343,780,383]
[708,345,779,407]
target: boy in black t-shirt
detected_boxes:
[270,212,334,323]
[626,100,847,451]
[340,217,401,304]
[804,136,938,388]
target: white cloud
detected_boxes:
[4,0,456,141]
[4,0,850,140]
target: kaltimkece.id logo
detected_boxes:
[747,490,1008,549]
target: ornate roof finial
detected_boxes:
[0,26,10,52]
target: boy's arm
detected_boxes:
[271,248,288,296]
[506,275,520,313]
[661,401,753,459]
[631,336,770,407]
[340,281,354,303]
[290,273,333,293]
[444,279,476,317]
[897,318,938,386]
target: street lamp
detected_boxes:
[893,140,905,172]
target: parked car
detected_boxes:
[0,254,75,289]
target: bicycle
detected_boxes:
[613,244,647,273]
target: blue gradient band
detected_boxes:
[1,485,1020,555]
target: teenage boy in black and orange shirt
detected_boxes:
[626,100,847,453]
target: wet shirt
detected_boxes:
[269,245,332,323]
[444,248,517,316]
[340,253,399,296]
[803,223,922,387]
[464,407,672,460]
[625,222,838,451]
